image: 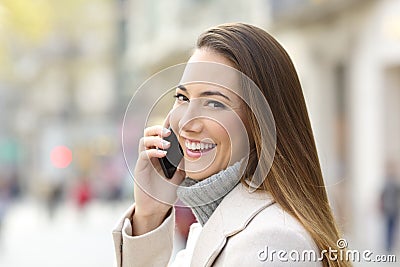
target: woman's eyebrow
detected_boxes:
[177,84,187,91]
[199,91,231,102]
[177,84,231,102]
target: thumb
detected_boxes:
[170,168,186,186]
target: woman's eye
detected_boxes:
[206,100,226,109]
[174,93,189,102]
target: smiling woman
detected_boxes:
[112,23,351,267]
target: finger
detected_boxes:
[138,136,171,153]
[170,168,186,184]
[144,125,171,138]
[143,136,171,150]
[139,149,168,161]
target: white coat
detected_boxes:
[112,183,322,267]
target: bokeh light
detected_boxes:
[50,145,72,168]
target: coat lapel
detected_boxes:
[190,183,275,267]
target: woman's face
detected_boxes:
[169,49,249,180]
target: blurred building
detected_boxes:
[122,0,269,97]
[269,0,400,253]
[0,0,127,201]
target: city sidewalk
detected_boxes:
[0,198,130,267]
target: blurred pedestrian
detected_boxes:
[380,161,400,252]
[46,180,64,219]
[0,175,12,240]
[72,174,92,211]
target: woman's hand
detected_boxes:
[132,125,185,235]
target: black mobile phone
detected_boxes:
[158,128,183,179]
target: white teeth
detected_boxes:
[185,140,215,151]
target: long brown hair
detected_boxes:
[197,23,351,267]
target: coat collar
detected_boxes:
[190,183,275,267]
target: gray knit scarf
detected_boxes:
[176,160,244,226]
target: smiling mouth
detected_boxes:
[185,139,216,153]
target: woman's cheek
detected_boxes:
[219,114,249,161]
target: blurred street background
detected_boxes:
[1,0,400,266]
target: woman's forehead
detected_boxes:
[188,49,234,67]
[180,64,241,96]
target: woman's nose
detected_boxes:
[178,101,204,134]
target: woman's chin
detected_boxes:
[183,165,217,180]
[183,150,218,178]
[184,162,226,180]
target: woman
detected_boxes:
[113,23,350,267]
